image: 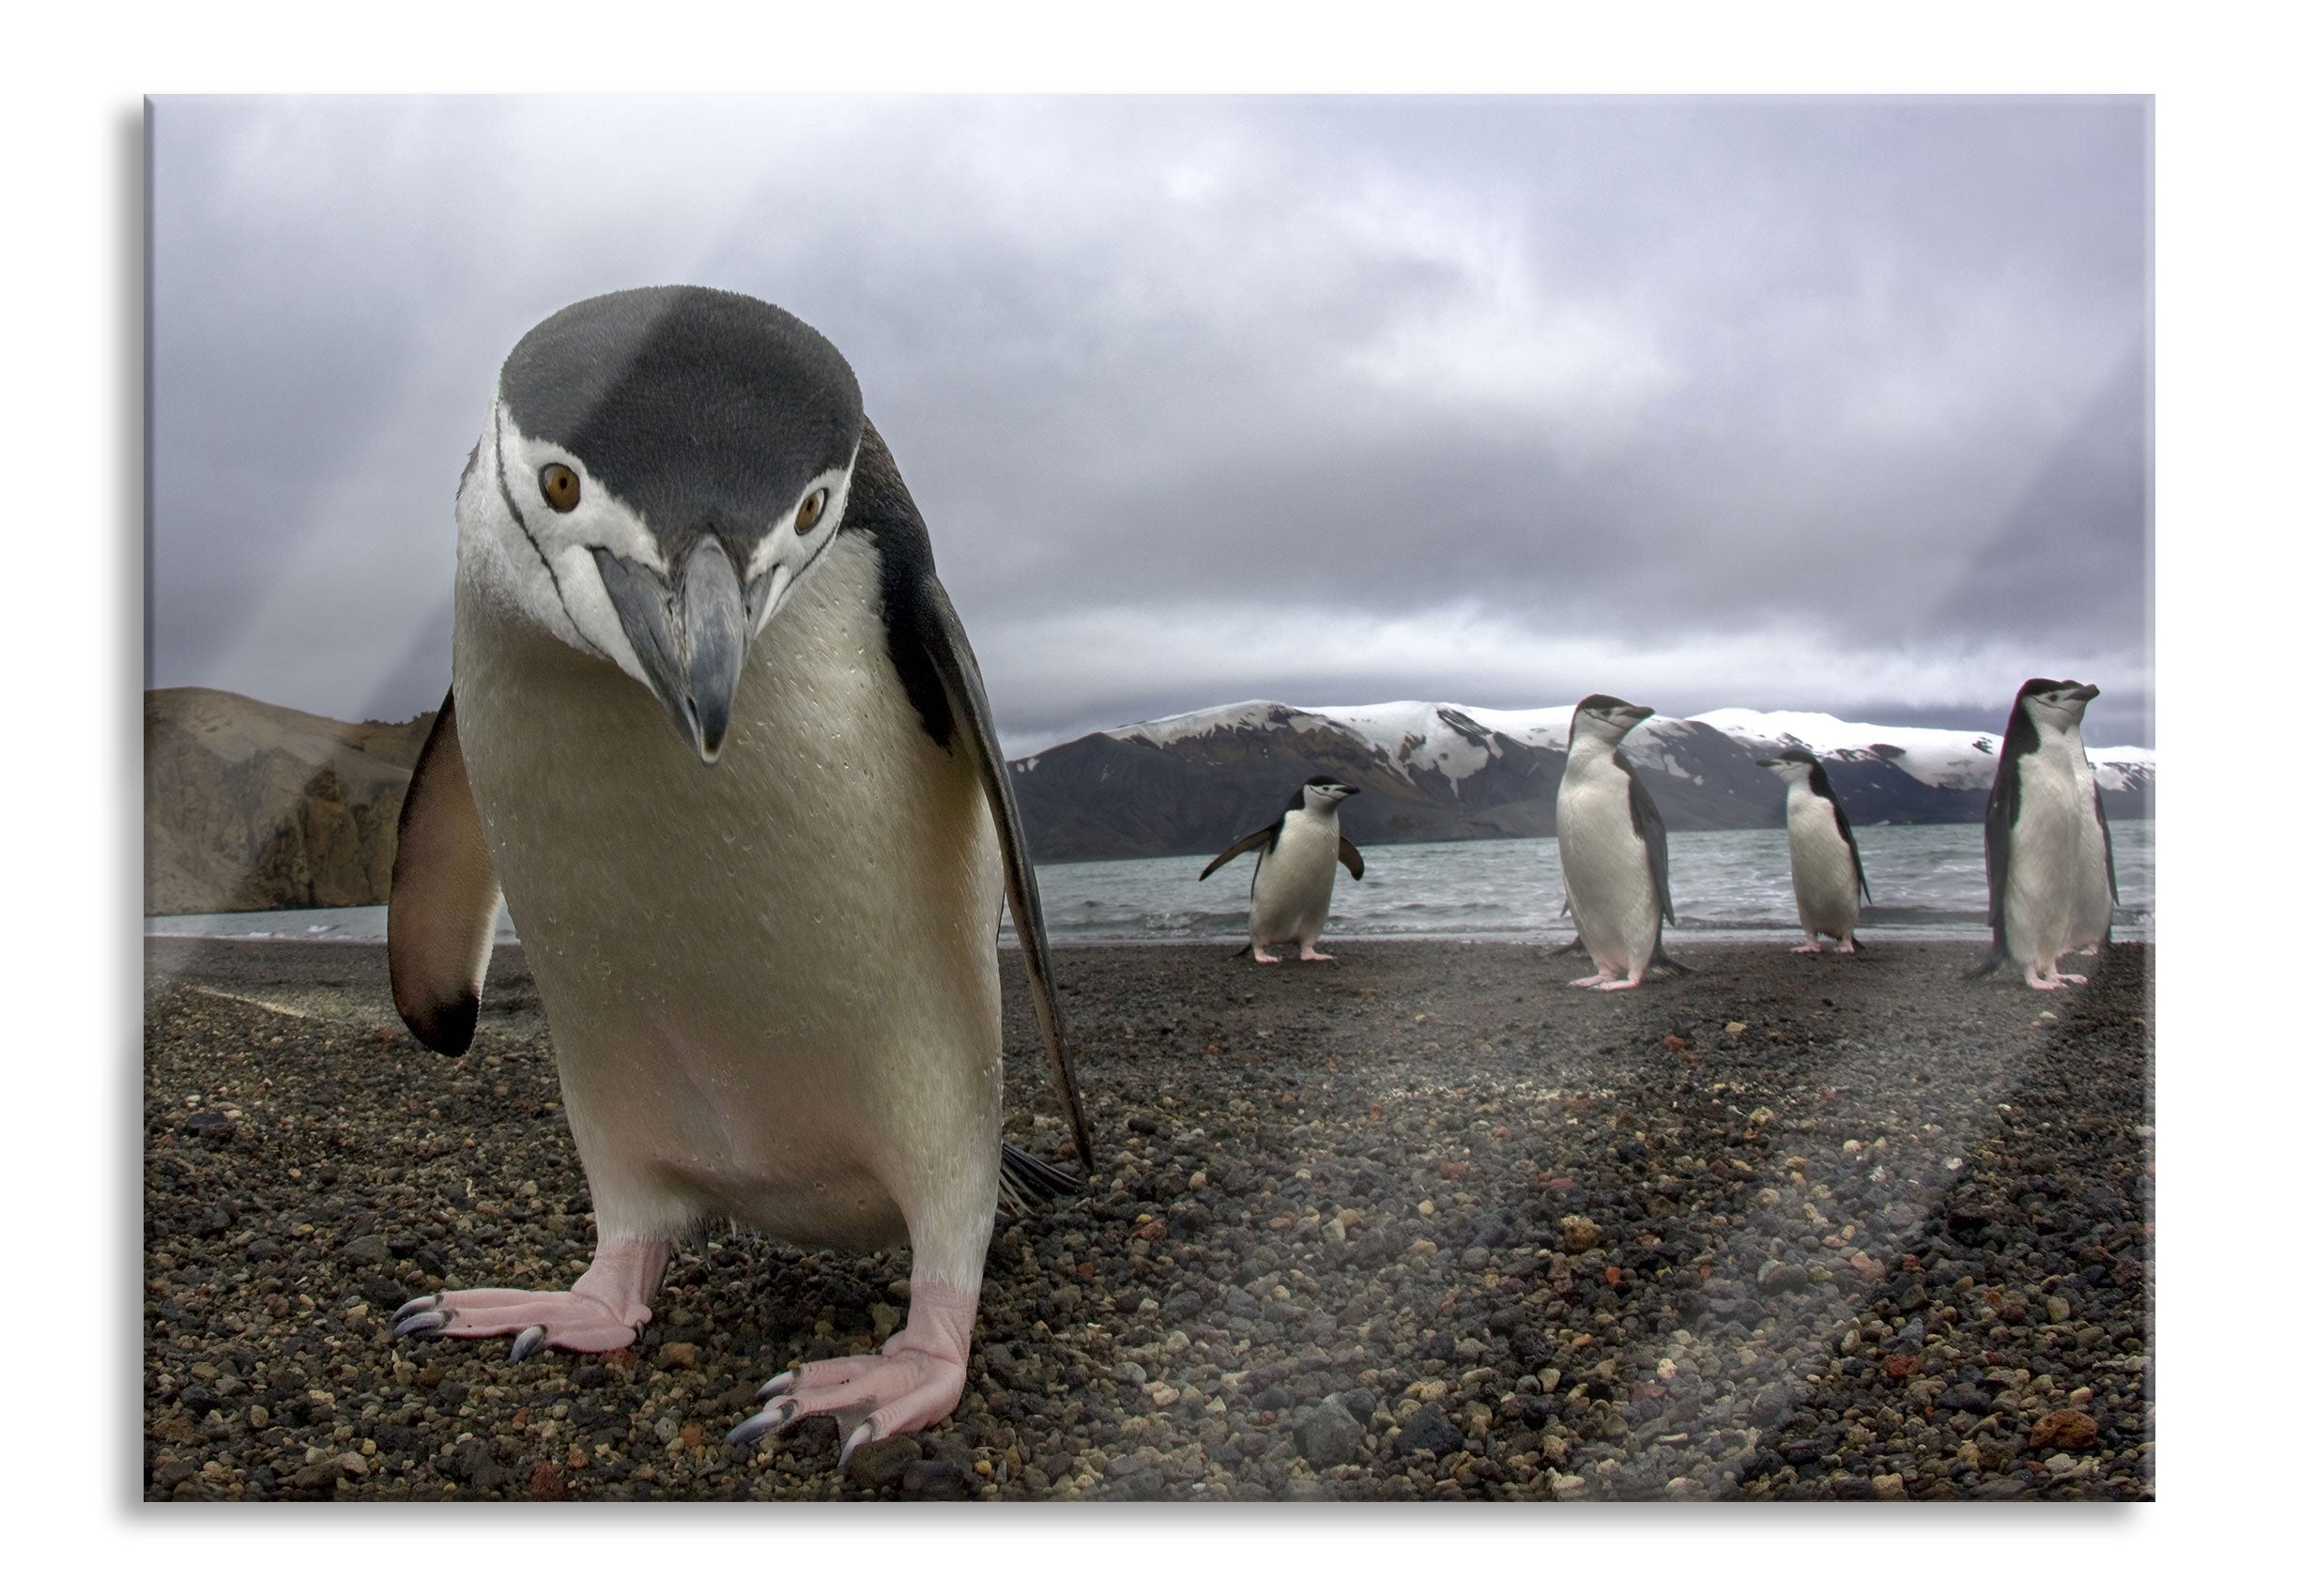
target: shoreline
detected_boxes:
[144,937,2153,1501]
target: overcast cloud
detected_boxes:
[149,95,2151,751]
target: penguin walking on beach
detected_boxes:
[1756,749,1872,954]
[382,286,1093,1468]
[2060,683,2120,958]
[1555,695,1690,990]
[1970,678,2105,990]
[1200,776,1364,962]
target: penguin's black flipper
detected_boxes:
[1338,836,1366,881]
[913,570,1096,1176]
[1617,752,1677,927]
[1974,705,2022,980]
[2094,783,2121,905]
[1833,797,1874,904]
[1202,826,1278,880]
[388,689,500,1057]
[997,1143,1084,1215]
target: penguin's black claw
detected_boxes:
[508,1325,545,1362]
[836,1420,877,1474]
[726,1397,800,1448]
[391,1307,451,1338]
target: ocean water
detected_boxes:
[146,820,2152,947]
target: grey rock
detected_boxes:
[1296,1395,1364,1468]
[899,1458,971,1500]
[1395,1404,1464,1459]
[848,1436,923,1490]
[1757,1260,1808,1296]
[339,1234,391,1268]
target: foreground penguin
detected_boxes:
[1756,749,1872,953]
[1555,695,1690,990]
[1970,678,2104,989]
[2060,683,2120,958]
[383,286,1093,1466]
[1201,776,1364,961]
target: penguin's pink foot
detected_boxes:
[1569,973,1613,988]
[728,1280,975,1469]
[1251,945,1282,964]
[1790,941,1824,954]
[1593,974,1646,991]
[1298,946,1336,962]
[1835,939,1860,956]
[2073,943,2101,958]
[390,1235,667,1360]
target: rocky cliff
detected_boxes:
[145,688,435,915]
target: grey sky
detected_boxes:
[149,95,2151,752]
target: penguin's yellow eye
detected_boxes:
[539,463,581,513]
[795,488,828,533]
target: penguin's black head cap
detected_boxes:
[1572,693,1655,743]
[500,286,864,561]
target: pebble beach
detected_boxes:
[143,935,2152,1502]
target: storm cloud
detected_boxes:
[149,95,2151,750]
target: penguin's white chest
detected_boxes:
[452,535,1004,1249]
[1556,752,1659,966]
[2064,750,2113,948]
[1784,787,1859,937]
[1250,811,1339,943]
[2005,748,2083,964]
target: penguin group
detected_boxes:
[374,284,2131,1473]
[1197,682,2123,994]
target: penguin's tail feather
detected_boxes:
[1650,944,1697,976]
[998,1142,1085,1216]
[1547,934,1587,959]
[1965,944,2007,981]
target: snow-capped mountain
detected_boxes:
[1006,698,2154,864]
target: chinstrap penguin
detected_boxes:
[1555,695,1690,990]
[383,285,1093,1469]
[1756,749,1872,954]
[2059,683,2120,959]
[1201,776,1365,962]
[1970,678,2104,990]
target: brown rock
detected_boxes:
[848,1435,925,1490]
[659,1341,698,1370]
[1438,1160,1470,1180]
[528,1460,569,1500]
[1558,1216,1601,1254]
[2029,1409,2100,1451]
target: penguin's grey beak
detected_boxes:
[1755,758,1782,768]
[592,538,752,765]
[2073,683,2101,702]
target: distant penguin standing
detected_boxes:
[1555,695,1688,990]
[1201,775,1364,962]
[1756,749,1872,954]
[2060,682,2120,958]
[1970,678,2103,989]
